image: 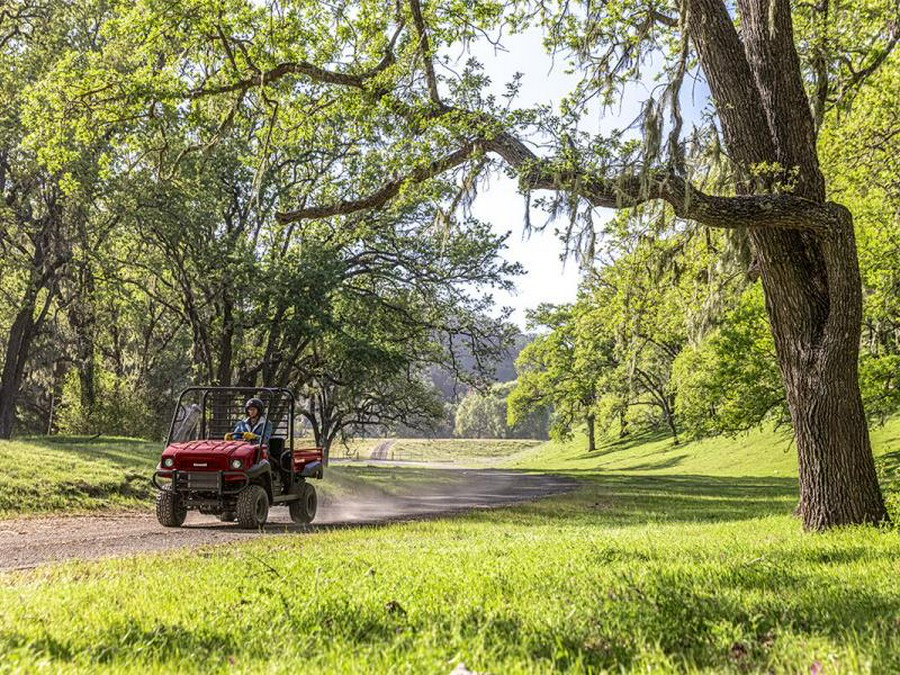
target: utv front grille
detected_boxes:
[170,470,248,495]
[175,471,221,492]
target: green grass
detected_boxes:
[504,428,799,476]
[0,436,159,517]
[333,438,543,464]
[2,424,900,672]
[506,420,900,476]
[1,474,899,673]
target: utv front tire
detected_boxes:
[289,483,317,525]
[156,486,187,527]
[236,485,269,529]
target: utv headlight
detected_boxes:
[163,457,174,468]
[230,458,243,469]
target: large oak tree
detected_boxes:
[277,0,891,530]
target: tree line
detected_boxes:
[0,1,518,458]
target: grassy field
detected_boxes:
[332,437,543,464]
[1,424,899,672]
[0,436,159,517]
[502,421,900,518]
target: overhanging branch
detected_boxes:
[277,125,838,233]
[275,143,478,222]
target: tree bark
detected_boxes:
[215,290,235,387]
[754,208,887,527]
[663,395,679,446]
[618,407,629,438]
[0,293,39,439]
[68,261,97,414]
[586,413,596,452]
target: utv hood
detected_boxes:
[162,439,257,471]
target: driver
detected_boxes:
[225,397,271,443]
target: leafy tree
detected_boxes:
[509,304,604,450]
[454,381,549,439]
[0,0,117,437]
[673,286,787,437]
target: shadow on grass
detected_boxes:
[469,472,800,528]
[878,448,900,478]
[615,454,688,471]
[565,431,675,461]
[37,436,159,471]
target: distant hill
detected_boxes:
[429,332,531,403]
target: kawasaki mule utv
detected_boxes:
[151,387,323,528]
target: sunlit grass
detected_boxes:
[0,436,158,517]
[505,418,900,478]
[2,424,899,672]
[1,474,898,673]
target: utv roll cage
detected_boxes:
[168,386,295,447]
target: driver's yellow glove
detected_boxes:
[224,432,234,440]
[242,432,259,441]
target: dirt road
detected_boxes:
[369,440,395,460]
[0,468,574,571]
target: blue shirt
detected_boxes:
[232,416,272,442]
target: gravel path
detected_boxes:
[0,469,574,571]
[369,440,395,460]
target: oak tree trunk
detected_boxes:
[685,0,889,529]
[586,413,596,452]
[0,296,38,439]
[752,212,888,528]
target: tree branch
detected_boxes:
[275,143,478,222]
[277,107,839,233]
[189,24,403,98]
[837,21,900,105]
[409,0,441,106]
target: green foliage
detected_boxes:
[454,381,548,439]
[672,286,787,438]
[819,51,900,422]
[5,0,900,455]
[1,0,522,440]
[508,304,600,444]
[54,370,163,440]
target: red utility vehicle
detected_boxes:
[152,387,323,528]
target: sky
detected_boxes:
[456,30,637,329]
[456,27,709,330]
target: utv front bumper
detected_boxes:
[152,469,250,507]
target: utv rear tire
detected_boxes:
[236,485,269,529]
[156,486,187,527]
[289,483,317,524]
